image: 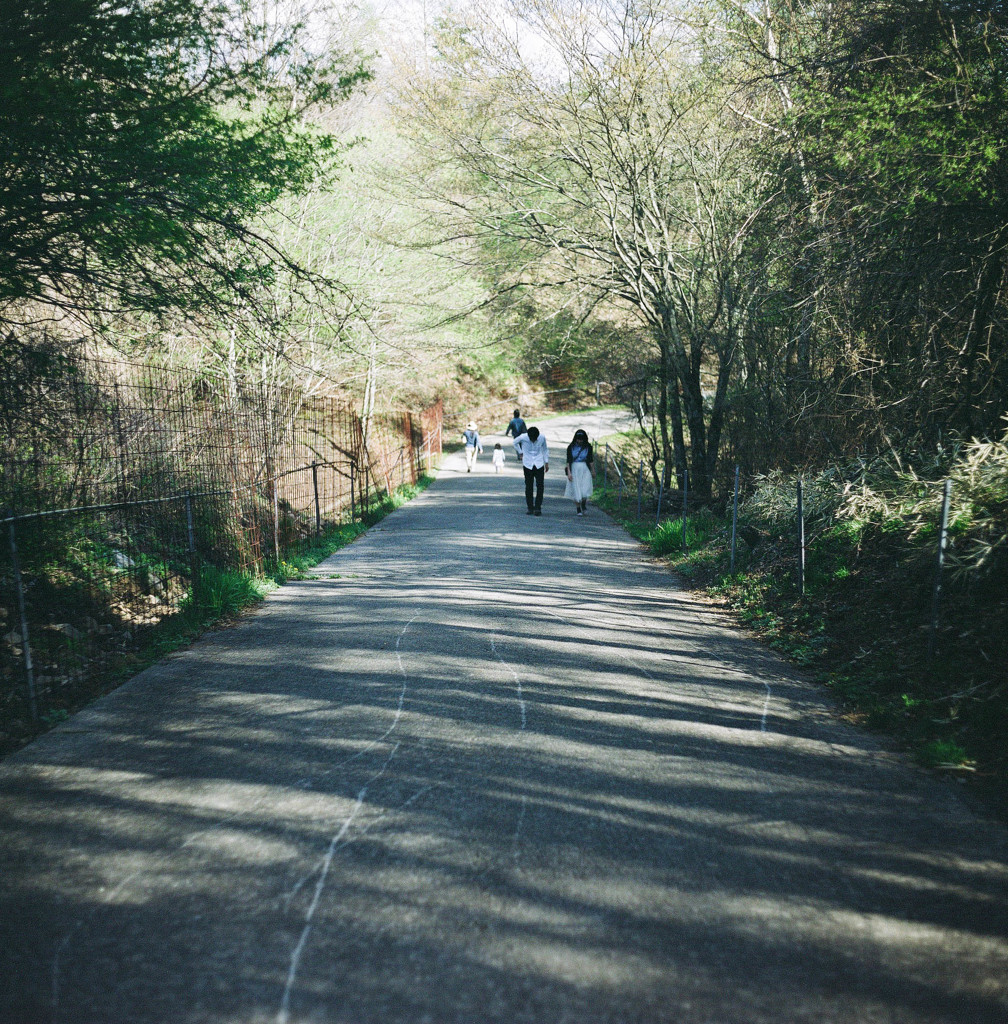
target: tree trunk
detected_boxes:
[706,330,740,495]
[656,315,688,490]
[680,355,710,501]
[670,377,686,487]
[657,338,673,488]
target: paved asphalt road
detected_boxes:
[1,415,1006,1023]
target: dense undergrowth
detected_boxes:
[1,477,433,756]
[596,431,1008,820]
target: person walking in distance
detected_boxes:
[491,442,505,473]
[504,408,526,459]
[512,425,549,515]
[564,428,595,516]
[461,421,482,472]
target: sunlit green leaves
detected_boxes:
[0,0,370,321]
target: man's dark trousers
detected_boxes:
[524,465,545,510]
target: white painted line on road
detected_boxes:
[278,615,418,1023]
[319,614,417,777]
[279,787,366,1024]
[488,636,529,864]
[326,781,440,860]
[283,854,326,913]
[401,783,435,809]
[395,615,417,685]
[278,740,401,1024]
[490,636,526,730]
[284,781,437,915]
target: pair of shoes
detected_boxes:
[534,508,542,516]
[576,509,583,516]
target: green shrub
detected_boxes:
[188,564,276,621]
[918,739,970,769]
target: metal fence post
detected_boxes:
[272,477,281,563]
[113,379,128,501]
[681,469,689,552]
[350,462,356,521]
[730,465,739,574]
[656,472,664,525]
[185,492,198,606]
[312,461,321,537]
[797,478,806,596]
[637,461,643,518]
[7,516,38,723]
[928,479,953,657]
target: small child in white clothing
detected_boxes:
[492,443,505,472]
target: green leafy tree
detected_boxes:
[791,0,1008,442]
[401,0,772,498]
[0,0,370,326]
[716,0,1008,457]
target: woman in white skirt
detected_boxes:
[563,428,595,515]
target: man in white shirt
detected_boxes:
[512,426,549,515]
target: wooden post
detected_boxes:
[185,492,198,605]
[272,477,280,563]
[681,469,689,552]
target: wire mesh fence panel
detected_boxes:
[1,497,194,728]
[0,350,443,749]
[313,399,357,531]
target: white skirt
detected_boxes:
[563,460,594,501]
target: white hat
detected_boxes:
[466,421,477,429]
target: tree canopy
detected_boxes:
[400,0,774,496]
[785,0,1008,442]
[395,0,1008,486]
[0,0,370,324]
[5,0,1005,468]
